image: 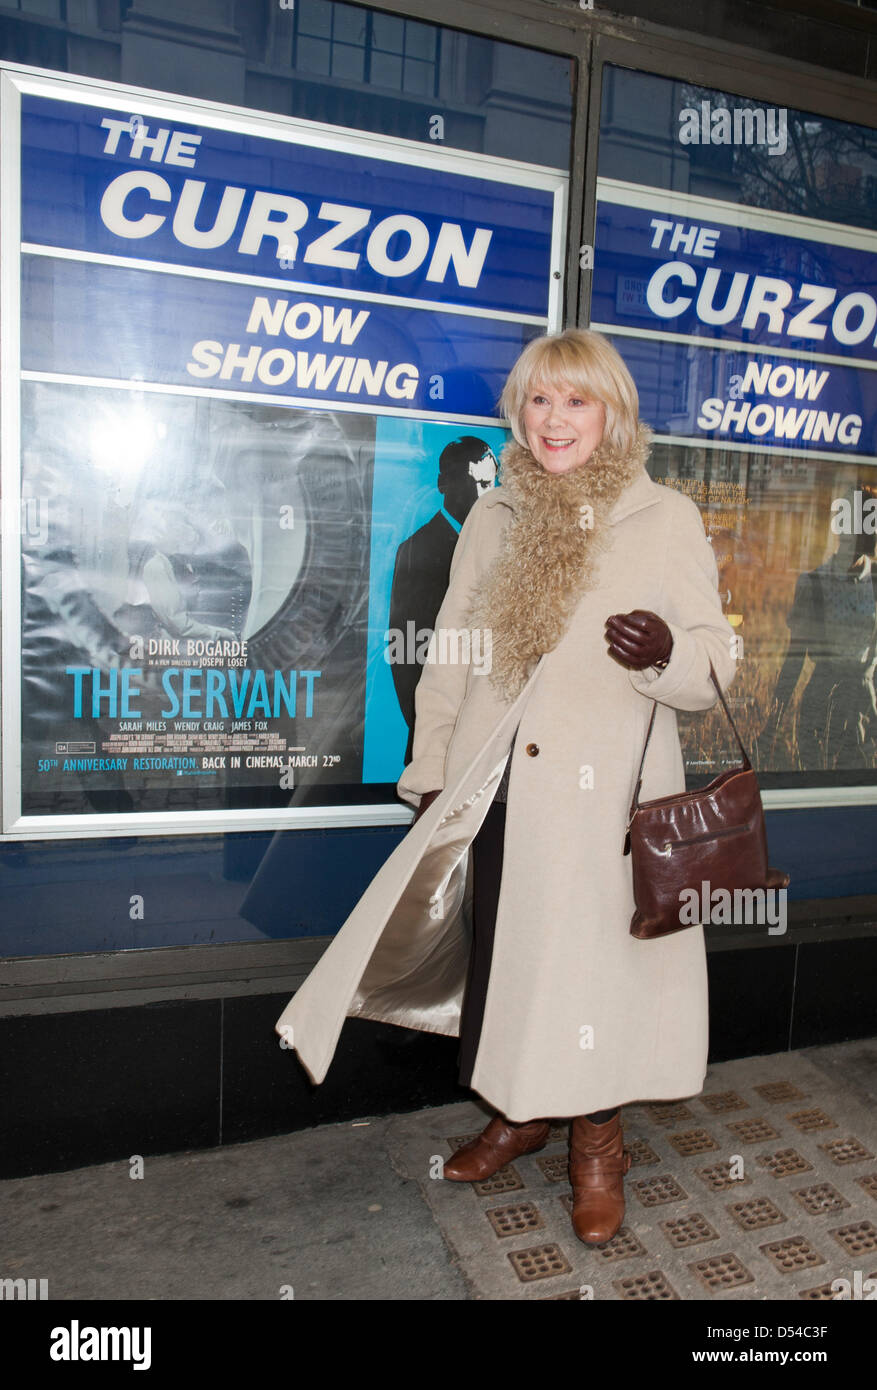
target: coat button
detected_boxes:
[526,742,540,757]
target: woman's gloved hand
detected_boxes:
[605,610,673,670]
[412,789,441,824]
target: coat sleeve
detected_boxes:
[627,492,739,711]
[396,497,490,805]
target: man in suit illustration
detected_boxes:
[389,436,498,763]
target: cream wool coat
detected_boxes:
[276,464,739,1121]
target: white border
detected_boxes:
[21,245,551,327]
[0,61,567,840]
[20,371,513,431]
[597,177,877,255]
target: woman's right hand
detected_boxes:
[412,789,441,824]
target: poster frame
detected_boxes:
[0,59,568,840]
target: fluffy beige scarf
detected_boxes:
[465,423,652,701]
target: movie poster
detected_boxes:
[19,383,375,815]
[3,72,565,832]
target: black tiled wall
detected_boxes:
[3,934,876,1179]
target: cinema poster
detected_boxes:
[1,67,565,835]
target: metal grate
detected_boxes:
[631,1174,689,1206]
[612,1269,679,1300]
[727,1196,787,1230]
[792,1183,850,1216]
[756,1148,814,1178]
[485,1201,545,1238]
[798,1280,844,1301]
[626,1138,662,1166]
[642,1102,695,1126]
[829,1220,877,1256]
[725,1118,781,1144]
[759,1235,825,1272]
[753,1081,806,1103]
[819,1137,875,1165]
[689,1251,754,1291]
[471,1165,526,1197]
[446,1131,483,1150]
[699,1091,748,1113]
[660,1212,720,1248]
[786,1108,836,1132]
[696,1162,752,1192]
[668,1128,720,1156]
[507,1243,572,1283]
[547,1122,570,1144]
[856,1173,877,1201]
[594,1226,648,1261]
[557,1203,647,1259]
[535,1155,570,1183]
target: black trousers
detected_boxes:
[456,798,618,1126]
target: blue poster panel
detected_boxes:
[7,78,563,827]
[593,191,876,458]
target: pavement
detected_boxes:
[2,1037,876,1302]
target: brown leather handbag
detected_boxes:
[623,662,790,939]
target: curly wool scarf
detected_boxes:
[465,422,652,702]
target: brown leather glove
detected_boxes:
[605,610,673,670]
[412,789,441,824]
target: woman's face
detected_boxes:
[522,379,606,475]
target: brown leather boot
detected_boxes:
[568,1111,632,1244]
[443,1113,551,1181]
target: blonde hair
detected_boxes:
[499,328,641,457]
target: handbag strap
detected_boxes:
[627,660,750,823]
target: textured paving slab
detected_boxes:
[385,1043,877,1300]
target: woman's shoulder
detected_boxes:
[647,480,708,530]
[461,485,514,532]
[479,484,514,513]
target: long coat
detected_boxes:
[275,463,739,1121]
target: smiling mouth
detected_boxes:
[542,438,575,450]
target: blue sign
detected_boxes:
[21,94,556,320]
[22,256,537,416]
[593,190,877,455]
[594,197,877,361]
[609,337,876,455]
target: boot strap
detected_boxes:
[570,1152,632,1179]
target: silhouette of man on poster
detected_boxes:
[389,436,498,763]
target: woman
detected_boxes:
[276,328,737,1246]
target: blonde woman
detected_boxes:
[277,328,737,1245]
